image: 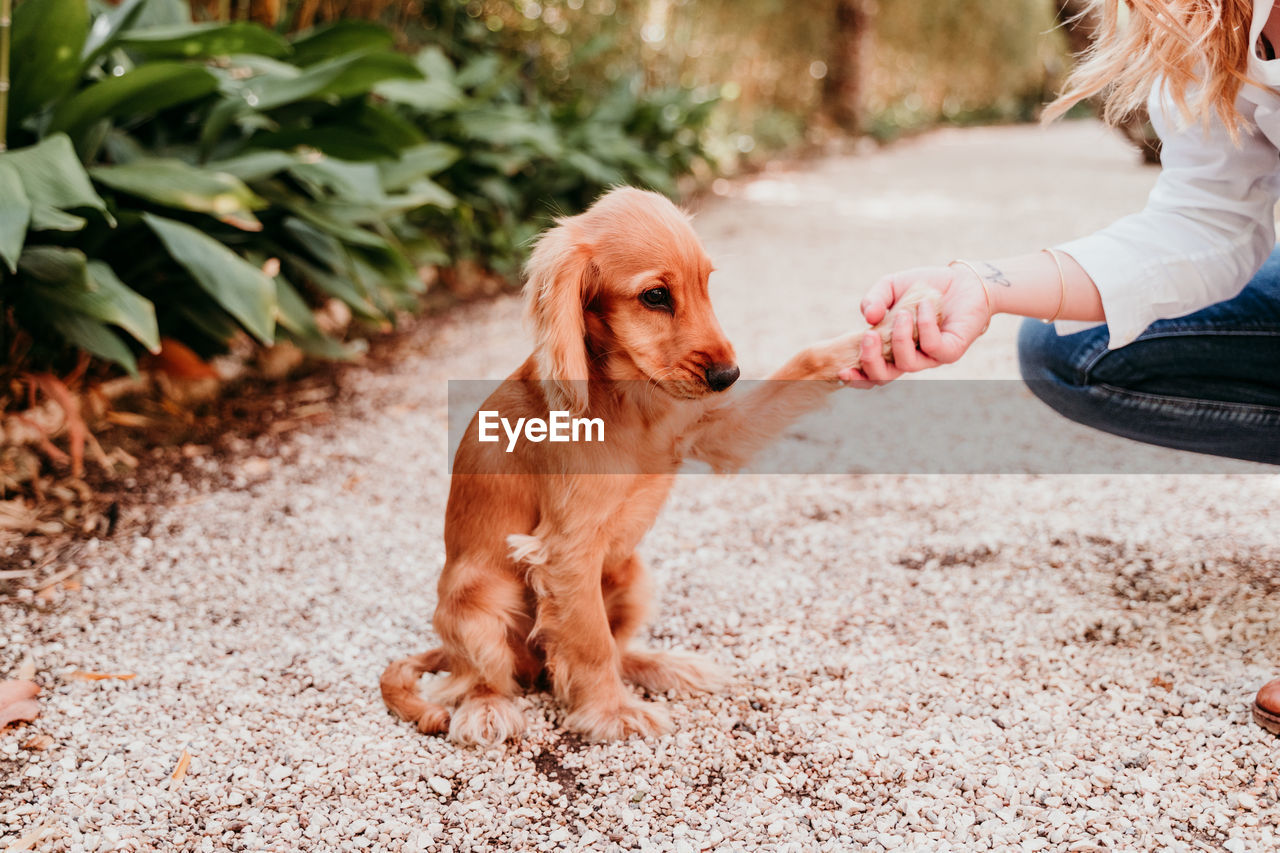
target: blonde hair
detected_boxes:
[1044,0,1256,138]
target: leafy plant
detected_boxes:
[0,0,715,388]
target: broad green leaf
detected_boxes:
[29,208,88,232]
[281,217,348,271]
[81,0,151,64]
[352,102,425,151]
[92,159,265,229]
[412,46,455,83]
[378,143,460,192]
[204,151,298,182]
[316,184,454,223]
[3,135,113,226]
[373,78,465,113]
[456,107,562,155]
[289,21,393,66]
[118,22,291,59]
[0,162,32,273]
[455,55,502,91]
[290,158,384,203]
[143,213,276,343]
[9,0,90,125]
[274,276,353,359]
[280,251,381,321]
[244,51,421,111]
[85,261,161,352]
[51,313,139,375]
[275,197,387,248]
[48,63,219,147]
[126,0,192,30]
[18,247,159,352]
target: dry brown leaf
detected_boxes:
[170,748,192,791]
[149,338,219,381]
[0,680,40,729]
[22,734,54,751]
[69,670,136,682]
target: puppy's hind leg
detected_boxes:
[380,648,452,734]
[434,560,531,746]
[604,553,728,696]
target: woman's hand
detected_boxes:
[840,264,993,386]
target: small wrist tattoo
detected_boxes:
[980,262,1012,288]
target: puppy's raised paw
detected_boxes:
[565,694,673,741]
[622,649,727,695]
[448,693,525,746]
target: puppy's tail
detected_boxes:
[380,647,452,734]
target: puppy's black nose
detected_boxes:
[705,363,740,392]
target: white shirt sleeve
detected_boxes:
[1053,85,1280,348]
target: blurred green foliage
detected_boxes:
[0,0,715,381]
[425,0,1067,160]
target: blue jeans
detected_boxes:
[1018,247,1280,465]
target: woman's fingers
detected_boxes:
[889,309,939,372]
[857,331,904,382]
[860,275,899,326]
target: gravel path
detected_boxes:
[4,121,1279,852]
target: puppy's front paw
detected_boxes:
[448,694,525,746]
[801,332,864,381]
[565,694,673,741]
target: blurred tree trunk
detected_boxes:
[1055,0,1161,164]
[822,0,876,134]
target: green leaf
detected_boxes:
[143,213,276,343]
[351,102,425,152]
[412,46,455,83]
[456,106,562,155]
[204,151,299,182]
[455,55,502,91]
[378,143,460,192]
[244,50,421,111]
[29,208,88,232]
[290,158,384,203]
[0,162,32,273]
[289,21,393,66]
[48,63,220,148]
[81,0,151,64]
[92,159,265,229]
[373,78,465,113]
[3,135,113,226]
[18,247,159,353]
[118,22,290,59]
[274,276,353,359]
[280,251,381,321]
[9,0,90,126]
[84,261,161,352]
[50,313,139,376]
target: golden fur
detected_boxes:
[380,187,929,744]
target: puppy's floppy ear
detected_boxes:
[524,220,597,415]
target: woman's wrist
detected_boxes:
[955,252,1104,323]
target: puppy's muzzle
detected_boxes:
[704,363,740,392]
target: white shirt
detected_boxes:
[1055,0,1280,348]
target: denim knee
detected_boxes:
[1017,318,1112,430]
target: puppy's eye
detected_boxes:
[640,286,671,310]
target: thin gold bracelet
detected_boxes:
[1041,248,1067,324]
[947,259,993,332]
